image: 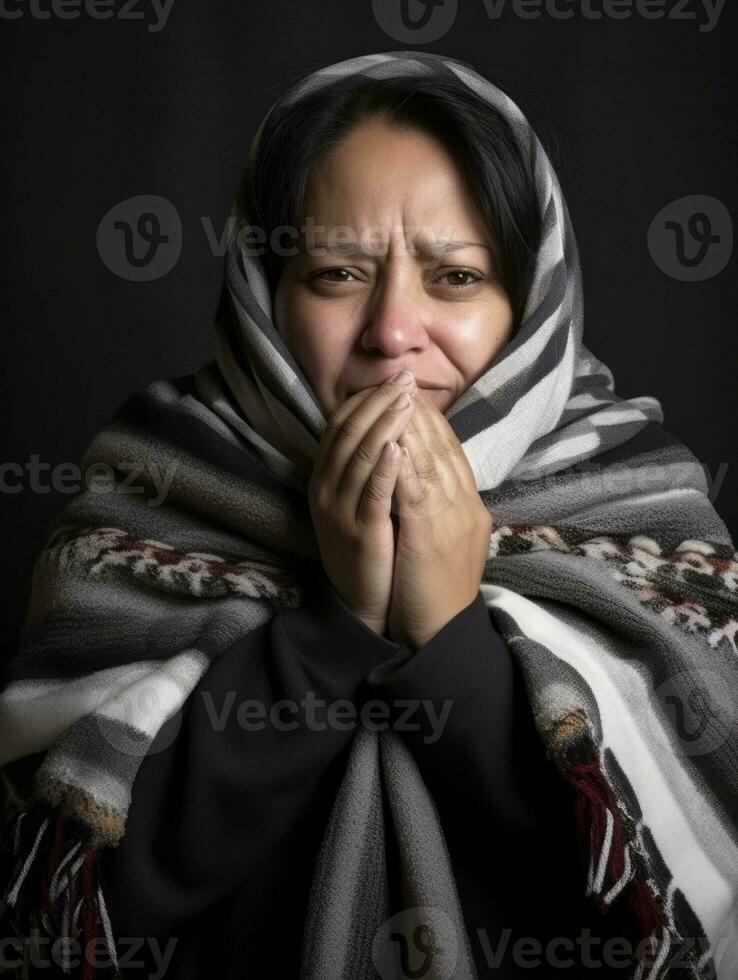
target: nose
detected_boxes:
[360,274,431,358]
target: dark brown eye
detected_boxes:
[435,269,482,289]
[314,268,357,283]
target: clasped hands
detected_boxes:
[308,371,493,652]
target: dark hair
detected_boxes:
[226,70,544,333]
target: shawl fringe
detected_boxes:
[0,803,120,978]
[553,711,708,979]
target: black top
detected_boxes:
[99,574,640,978]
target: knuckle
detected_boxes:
[344,526,368,549]
[413,449,437,480]
[339,414,363,441]
[308,483,333,518]
[326,408,344,432]
[315,491,333,515]
[350,443,375,470]
[363,477,388,504]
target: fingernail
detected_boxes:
[387,370,413,385]
[392,392,412,410]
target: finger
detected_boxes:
[396,391,446,496]
[312,387,374,479]
[319,376,417,492]
[356,439,402,527]
[337,391,417,516]
[410,390,458,496]
[418,398,493,540]
[415,389,478,496]
[395,444,424,517]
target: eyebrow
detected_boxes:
[307,239,492,258]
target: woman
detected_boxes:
[1,51,736,980]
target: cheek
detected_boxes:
[280,302,357,405]
[441,307,512,382]
[299,303,354,367]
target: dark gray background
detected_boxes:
[1,1,736,662]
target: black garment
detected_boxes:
[99,574,641,979]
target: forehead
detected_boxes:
[301,122,492,252]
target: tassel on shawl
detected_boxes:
[0,804,120,978]
[549,710,675,980]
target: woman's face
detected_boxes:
[273,118,514,415]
